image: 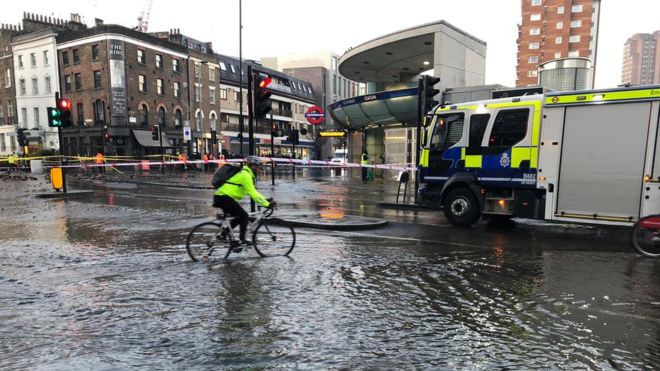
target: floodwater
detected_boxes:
[1,176,659,369]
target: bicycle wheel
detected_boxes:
[631,218,660,257]
[186,222,232,262]
[252,218,296,257]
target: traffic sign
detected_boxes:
[183,126,191,141]
[305,106,325,125]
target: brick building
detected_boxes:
[621,31,660,85]
[56,23,190,157]
[516,0,601,87]
[0,24,19,155]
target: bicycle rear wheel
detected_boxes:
[252,219,296,257]
[631,219,660,257]
[186,222,231,262]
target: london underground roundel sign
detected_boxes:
[305,106,325,125]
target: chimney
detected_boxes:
[95,18,104,27]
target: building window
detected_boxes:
[568,50,580,57]
[570,20,582,28]
[531,0,541,5]
[73,49,80,64]
[210,88,216,104]
[94,99,105,124]
[220,88,227,100]
[94,70,102,89]
[139,75,146,92]
[92,44,99,60]
[530,13,541,21]
[75,73,82,90]
[529,42,540,50]
[155,54,163,68]
[157,78,164,95]
[209,67,215,82]
[195,84,201,102]
[4,69,10,88]
[174,109,182,126]
[555,36,563,44]
[557,5,564,14]
[31,78,38,95]
[62,51,68,66]
[527,70,538,77]
[229,64,236,73]
[173,82,180,98]
[139,103,148,126]
[530,28,540,35]
[158,106,165,126]
[234,90,239,101]
[19,79,25,95]
[556,21,563,29]
[194,63,201,78]
[65,75,71,92]
[17,55,23,68]
[45,77,51,93]
[220,62,227,71]
[7,101,13,124]
[30,53,36,67]
[0,105,3,126]
[172,59,180,72]
[21,108,27,128]
[195,111,202,131]
[528,55,539,63]
[555,51,561,58]
[569,35,581,43]
[43,50,49,65]
[33,107,39,127]
[572,4,583,13]
[137,49,145,64]
[77,103,84,125]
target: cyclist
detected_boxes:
[213,156,275,248]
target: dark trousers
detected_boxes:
[361,166,368,180]
[213,195,248,240]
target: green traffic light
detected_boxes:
[47,107,63,127]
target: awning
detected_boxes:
[328,88,419,131]
[133,129,173,147]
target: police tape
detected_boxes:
[32,156,417,172]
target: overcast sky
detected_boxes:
[3,0,659,88]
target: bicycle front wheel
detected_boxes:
[186,222,231,262]
[631,221,660,257]
[252,219,296,257]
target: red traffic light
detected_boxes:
[58,98,71,110]
[258,77,272,89]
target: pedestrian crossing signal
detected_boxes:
[47,107,62,127]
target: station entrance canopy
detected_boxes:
[328,88,419,131]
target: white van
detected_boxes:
[331,149,347,164]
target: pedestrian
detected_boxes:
[361,150,369,180]
[95,152,106,174]
[7,152,17,173]
[178,152,188,171]
[202,153,209,172]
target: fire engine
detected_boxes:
[418,85,660,226]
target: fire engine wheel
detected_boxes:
[443,187,481,226]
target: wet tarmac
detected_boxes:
[1,172,659,369]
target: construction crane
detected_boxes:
[136,0,154,32]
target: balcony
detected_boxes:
[272,108,292,117]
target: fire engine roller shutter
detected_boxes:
[557,102,650,219]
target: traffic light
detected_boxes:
[151,125,160,141]
[57,97,72,127]
[422,76,441,114]
[253,74,272,119]
[289,129,299,145]
[16,128,27,146]
[47,107,62,127]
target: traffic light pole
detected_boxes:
[58,125,67,193]
[292,132,296,180]
[414,77,425,205]
[158,125,164,174]
[270,112,275,186]
[247,64,255,157]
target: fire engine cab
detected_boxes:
[418,85,660,227]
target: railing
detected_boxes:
[272,109,292,117]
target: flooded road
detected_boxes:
[1,177,659,369]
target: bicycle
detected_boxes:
[630,214,660,257]
[186,204,296,261]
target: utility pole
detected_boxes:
[238,0,244,157]
[270,111,275,186]
[247,64,254,156]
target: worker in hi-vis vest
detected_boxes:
[361,150,369,180]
